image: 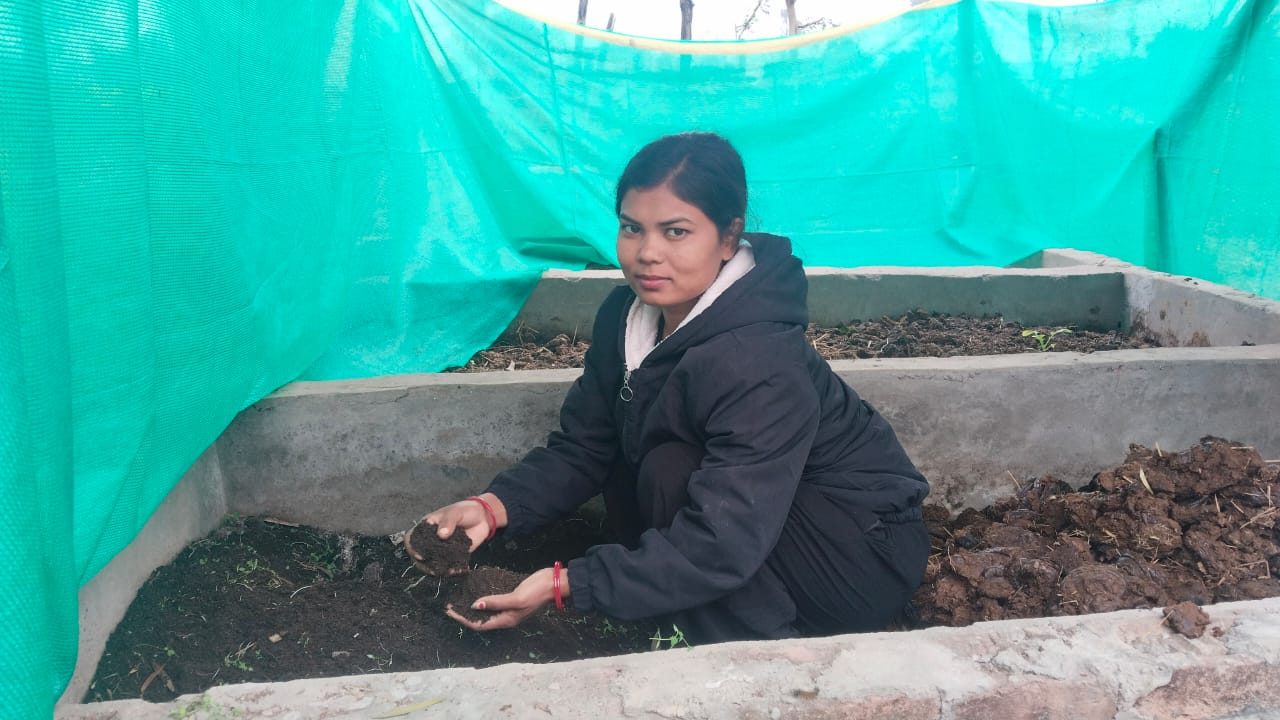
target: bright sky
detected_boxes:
[495,0,913,40]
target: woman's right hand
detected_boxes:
[405,493,509,565]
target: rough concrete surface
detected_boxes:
[503,269,626,340]
[217,345,1280,535]
[837,345,1280,511]
[511,265,1130,339]
[61,447,228,704]
[802,266,1127,330]
[217,371,575,535]
[57,598,1280,720]
[508,251,1280,347]
[1013,248,1280,345]
[1127,272,1280,347]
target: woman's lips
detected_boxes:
[636,275,667,291]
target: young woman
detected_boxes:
[407,132,930,643]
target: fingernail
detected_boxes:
[473,601,485,610]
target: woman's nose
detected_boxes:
[635,235,662,263]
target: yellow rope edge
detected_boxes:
[494,0,964,54]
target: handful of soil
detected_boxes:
[407,523,472,576]
[405,524,529,624]
[447,566,525,624]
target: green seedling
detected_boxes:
[649,624,692,650]
[303,549,339,579]
[222,641,255,672]
[1021,326,1073,351]
[226,558,288,591]
[292,529,341,578]
[598,618,626,637]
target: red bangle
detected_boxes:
[465,496,498,542]
[553,561,565,611]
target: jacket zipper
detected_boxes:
[620,329,665,404]
[619,369,634,402]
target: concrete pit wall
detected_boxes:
[62,251,1280,715]
[60,599,1280,720]
[516,250,1280,345]
[61,448,228,704]
[218,252,1280,534]
[514,265,1130,340]
[1019,248,1280,346]
[218,346,1280,535]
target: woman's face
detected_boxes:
[616,184,737,324]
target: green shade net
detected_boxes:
[1,0,1276,714]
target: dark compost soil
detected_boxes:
[89,438,1278,703]
[406,523,471,577]
[86,516,651,703]
[452,311,1161,372]
[448,567,525,624]
[913,437,1280,627]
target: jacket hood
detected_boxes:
[622,232,809,363]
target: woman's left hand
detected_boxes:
[446,567,567,631]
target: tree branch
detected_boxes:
[735,0,769,39]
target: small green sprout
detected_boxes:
[222,641,255,672]
[649,624,692,650]
[1022,326,1073,351]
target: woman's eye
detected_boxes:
[666,227,688,239]
[620,223,640,234]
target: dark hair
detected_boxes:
[615,132,747,238]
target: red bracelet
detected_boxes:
[465,496,498,542]
[552,561,565,611]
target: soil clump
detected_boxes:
[406,523,470,576]
[1163,602,1211,639]
[447,566,525,623]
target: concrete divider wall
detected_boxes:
[60,598,1280,719]
[1018,248,1280,346]
[1126,272,1280,347]
[803,267,1125,330]
[513,251,1280,347]
[61,447,227,704]
[216,346,1280,535]
[218,373,570,535]
[504,270,626,340]
[510,265,1130,340]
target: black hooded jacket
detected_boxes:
[486,233,928,625]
